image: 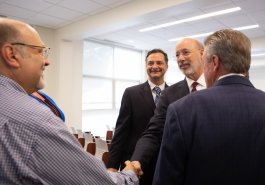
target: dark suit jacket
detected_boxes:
[131,79,189,170]
[108,81,168,184]
[154,76,265,185]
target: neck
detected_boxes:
[149,78,164,86]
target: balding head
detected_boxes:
[176,38,204,51]
[175,38,204,81]
[0,18,48,94]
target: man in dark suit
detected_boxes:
[153,29,265,185]
[107,49,168,185]
[130,38,205,180]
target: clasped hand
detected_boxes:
[108,161,144,178]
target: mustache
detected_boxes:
[150,68,161,72]
[178,61,190,68]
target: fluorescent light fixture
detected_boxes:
[234,24,259,31]
[251,53,265,57]
[168,24,259,42]
[139,7,241,32]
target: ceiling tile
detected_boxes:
[92,0,133,7]
[249,10,265,22]
[235,0,265,12]
[59,0,104,14]
[43,0,64,4]
[28,13,66,28]
[43,5,82,20]
[215,13,255,28]
[6,0,52,12]
[0,3,36,18]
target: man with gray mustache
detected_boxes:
[130,38,206,181]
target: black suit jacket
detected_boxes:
[131,79,189,170]
[154,76,265,185]
[108,81,168,170]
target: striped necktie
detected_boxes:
[153,86,161,105]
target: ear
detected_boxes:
[211,54,220,72]
[1,44,20,68]
[199,49,204,56]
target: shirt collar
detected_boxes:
[218,73,244,80]
[186,74,206,92]
[148,80,166,91]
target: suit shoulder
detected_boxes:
[125,82,148,91]
[164,80,187,92]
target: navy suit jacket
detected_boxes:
[108,81,168,170]
[131,79,189,170]
[154,75,265,185]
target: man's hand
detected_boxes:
[122,161,137,173]
[131,161,144,176]
[122,160,143,178]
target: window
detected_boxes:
[82,41,184,136]
[82,41,142,136]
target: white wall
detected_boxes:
[34,26,58,98]
[56,40,83,129]
[33,26,83,130]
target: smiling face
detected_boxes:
[10,23,50,93]
[176,38,204,81]
[146,52,168,85]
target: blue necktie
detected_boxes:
[153,86,161,105]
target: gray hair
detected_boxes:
[204,29,251,74]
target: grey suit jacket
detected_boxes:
[154,75,265,185]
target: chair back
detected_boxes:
[86,142,96,155]
[76,129,84,138]
[95,138,109,159]
[106,130,113,141]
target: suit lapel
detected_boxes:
[181,79,190,96]
[140,81,156,110]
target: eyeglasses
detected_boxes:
[11,43,50,59]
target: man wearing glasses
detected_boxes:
[0,17,138,185]
[11,41,65,121]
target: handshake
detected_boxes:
[108,161,144,177]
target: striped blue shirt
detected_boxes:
[0,75,138,185]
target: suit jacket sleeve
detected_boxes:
[108,88,132,169]
[152,103,186,185]
[130,88,170,169]
[131,80,189,170]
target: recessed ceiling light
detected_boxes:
[139,7,241,32]
[168,24,259,42]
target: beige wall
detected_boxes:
[35,26,83,129]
